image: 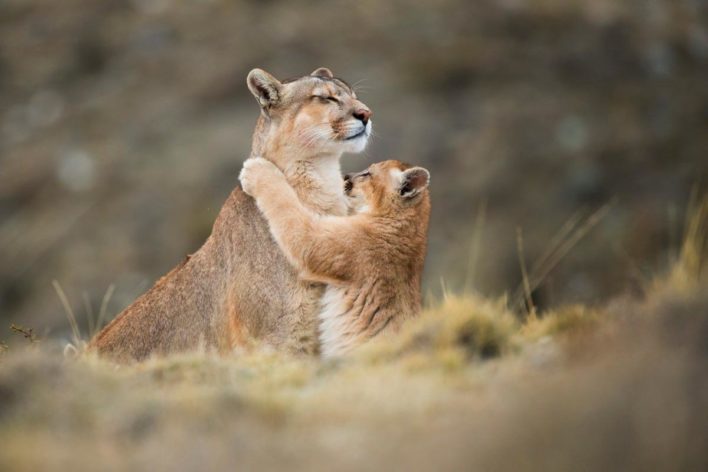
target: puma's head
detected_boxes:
[247,67,372,161]
[344,160,430,215]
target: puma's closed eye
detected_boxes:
[313,95,340,104]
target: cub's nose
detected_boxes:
[344,173,353,192]
[352,108,371,125]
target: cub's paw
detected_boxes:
[239,157,280,196]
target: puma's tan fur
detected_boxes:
[89,67,373,361]
[240,158,431,357]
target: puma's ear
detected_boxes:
[310,67,334,79]
[399,167,430,199]
[247,68,282,109]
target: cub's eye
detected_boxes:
[359,171,371,179]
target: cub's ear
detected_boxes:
[247,68,282,109]
[399,167,430,199]
[311,67,334,79]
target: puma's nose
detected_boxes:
[353,108,371,125]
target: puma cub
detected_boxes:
[240,158,431,356]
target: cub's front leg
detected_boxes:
[240,157,359,284]
[239,157,315,271]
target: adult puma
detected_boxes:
[89,67,372,361]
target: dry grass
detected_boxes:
[1,200,706,471]
[0,296,706,471]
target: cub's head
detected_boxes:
[248,67,372,157]
[344,160,430,215]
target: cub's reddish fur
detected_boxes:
[240,158,431,356]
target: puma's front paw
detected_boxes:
[239,157,281,196]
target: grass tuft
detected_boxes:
[663,194,708,293]
[359,295,517,366]
[521,305,602,342]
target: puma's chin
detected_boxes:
[340,120,372,154]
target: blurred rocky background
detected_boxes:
[1,0,707,335]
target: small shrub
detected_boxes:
[10,324,39,344]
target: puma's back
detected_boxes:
[90,189,314,360]
[89,67,372,361]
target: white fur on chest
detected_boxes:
[318,286,351,358]
[315,156,346,199]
